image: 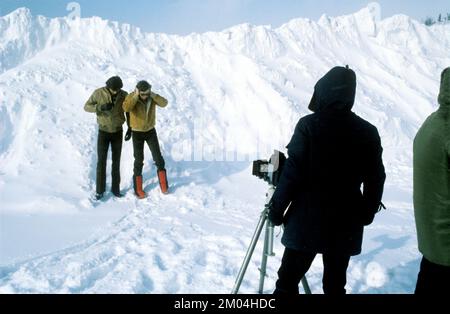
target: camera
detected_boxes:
[252,150,286,187]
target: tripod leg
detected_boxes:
[301,277,312,294]
[232,185,276,294]
[258,220,274,294]
[231,213,267,294]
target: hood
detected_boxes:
[438,67,450,108]
[308,66,357,112]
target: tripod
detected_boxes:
[231,185,311,294]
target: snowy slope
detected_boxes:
[0,4,449,293]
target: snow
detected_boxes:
[0,4,449,293]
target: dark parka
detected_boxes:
[269,66,386,256]
[414,67,450,267]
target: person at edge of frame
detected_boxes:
[414,67,450,295]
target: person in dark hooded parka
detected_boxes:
[268,66,386,294]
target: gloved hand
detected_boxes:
[125,128,132,141]
[268,206,284,226]
[361,202,385,226]
[362,212,375,226]
[100,103,114,111]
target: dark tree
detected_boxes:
[424,17,435,26]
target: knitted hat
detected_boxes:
[106,76,123,91]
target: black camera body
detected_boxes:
[252,150,286,187]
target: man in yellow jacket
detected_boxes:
[123,80,169,198]
[84,76,128,200]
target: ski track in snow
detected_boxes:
[0,180,419,294]
[0,183,264,293]
[0,5,449,293]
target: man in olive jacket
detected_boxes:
[414,67,450,294]
[268,66,386,294]
[84,76,128,200]
[123,80,169,198]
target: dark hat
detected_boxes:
[106,76,123,91]
[308,66,356,112]
[136,80,152,92]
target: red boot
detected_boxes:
[157,169,169,194]
[133,175,146,199]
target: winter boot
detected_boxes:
[112,190,123,198]
[157,169,169,194]
[133,175,146,199]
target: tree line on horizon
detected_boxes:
[424,13,450,26]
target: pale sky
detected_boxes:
[1,0,449,35]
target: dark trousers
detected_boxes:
[275,248,351,295]
[96,129,123,194]
[415,256,450,294]
[132,128,165,176]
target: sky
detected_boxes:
[0,0,449,35]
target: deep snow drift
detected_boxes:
[0,4,449,293]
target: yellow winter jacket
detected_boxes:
[84,87,127,133]
[123,91,168,132]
